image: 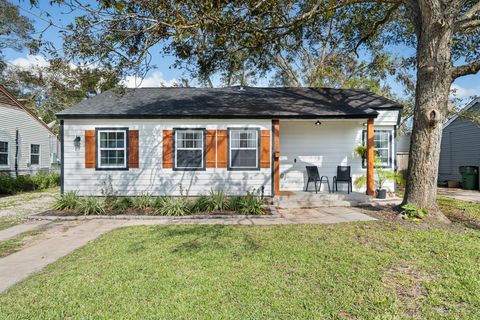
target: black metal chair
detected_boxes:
[333,166,352,194]
[305,166,330,193]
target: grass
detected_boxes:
[0,229,43,257]
[437,196,480,228]
[0,223,479,319]
[0,216,24,231]
[0,187,59,210]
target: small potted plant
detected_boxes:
[353,145,404,199]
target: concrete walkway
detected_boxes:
[0,220,51,242]
[438,187,480,203]
[0,207,375,292]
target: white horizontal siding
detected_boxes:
[376,110,399,126]
[279,120,395,192]
[0,104,58,175]
[63,119,272,196]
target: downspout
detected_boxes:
[15,128,19,177]
[60,120,64,195]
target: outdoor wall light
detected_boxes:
[74,136,81,148]
[315,120,322,126]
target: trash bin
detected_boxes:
[459,166,479,190]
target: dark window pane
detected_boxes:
[177,150,202,168]
[31,155,39,165]
[0,154,7,165]
[231,150,257,168]
[0,141,7,153]
[31,144,40,154]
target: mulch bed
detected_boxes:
[39,208,272,217]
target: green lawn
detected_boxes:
[0,223,479,319]
[438,196,480,228]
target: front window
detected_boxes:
[174,129,205,170]
[98,130,127,169]
[229,129,259,169]
[30,144,40,165]
[0,141,8,165]
[363,130,392,168]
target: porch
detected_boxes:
[273,191,370,208]
[272,118,378,199]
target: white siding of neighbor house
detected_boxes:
[439,104,480,182]
[279,119,396,193]
[0,103,58,175]
[63,119,273,196]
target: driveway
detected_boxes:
[438,187,480,203]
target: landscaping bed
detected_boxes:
[50,190,271,216]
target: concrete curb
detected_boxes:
[27,205,281,221]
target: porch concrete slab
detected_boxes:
[438,187,480,203]
[0,220,51,242]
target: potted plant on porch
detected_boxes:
[353,145,404,199]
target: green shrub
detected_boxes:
[0,174,16,194]
[53,191,79,210]
[111,197,133,211]
[228,193,266,215]
[0,172,60,195]
[194,189,229,212]
[132,193,152,210]
[155,197,191,216]
[32,172,60,190]
[78,197,106,215]
[401,204,427,221]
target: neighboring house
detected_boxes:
[439,98,480,183]
[56,87,403,197]
[0,85,59,176]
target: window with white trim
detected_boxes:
[362,130,392,168]
[30,144,40,165]
[229,129,259,169]
[174,129,204,170]
[0,141,8,165]
[98,130,127,169]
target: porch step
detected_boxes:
[274,192,370,209]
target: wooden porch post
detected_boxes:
[273,119,280,196]
[366,118,375,196]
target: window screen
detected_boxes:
[229,130,258,169]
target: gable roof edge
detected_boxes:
[0,84,56,136]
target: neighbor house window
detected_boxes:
[174,129,205,170]
[362,130,392,168]
[97,129,127,169]
[0,141,8,165]
[30,144,40,165]
[229,129,259,169]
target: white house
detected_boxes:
[56,87,402,197]
[0,85,59,176]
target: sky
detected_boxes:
[4,1,480,104]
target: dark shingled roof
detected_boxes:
[56,86,402,119]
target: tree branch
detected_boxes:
[455,2,480,32]
[452,59,480,79]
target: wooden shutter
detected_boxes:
[128,130,139,168]
[260,130,271,168]
[217,129,228,168]
[162,130,173,169]
[206,130,217,168]
[84,130,95,168]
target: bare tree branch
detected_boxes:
[455,1,480,32]
[452,59,480,78]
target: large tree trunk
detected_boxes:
[402,2,453,222]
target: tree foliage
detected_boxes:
[0,0,37,71]
[0,59,120,131]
